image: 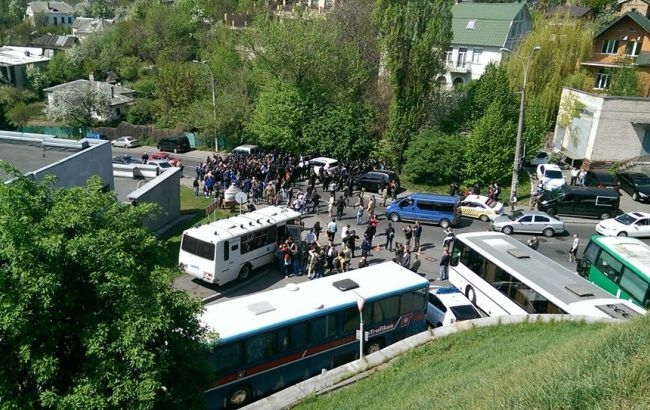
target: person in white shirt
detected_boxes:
[570,167,579,186]
[569,234,580,263]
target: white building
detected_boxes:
[0,46,50,89]
[25,2,75,26]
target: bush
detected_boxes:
[403,128,466,186]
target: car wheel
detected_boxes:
[617,231,628,237]
[546,208,557,216]
[633,192,639,201]
[389,213,400,222]
[479,214,490,222]
[600,212,611,220]
[238,264,251,281]
[501,226,514,235]
[542,228,554,237]
[440,219,451,229]
[227,385,252,408]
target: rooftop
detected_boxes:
[28,34,79,49]
[27,1,74,14]
[72,17,115,33]
[451,2,528,47]
[0,46,50,66]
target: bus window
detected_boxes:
[288,322,307,350]
[223,240,229,261]
[619,269,650,307]
[400,289,426,314]
[212,342,243,373]
[308,314,337,344]
[342,307,360,333]
[246,331,278,363]
[370,296,400,324]
[595,251,623,282]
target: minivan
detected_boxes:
[537,186,620,220]
[386,193,460,228]
[231,144,261,156]
[157,136,190,153]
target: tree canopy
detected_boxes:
[0,168,210,409]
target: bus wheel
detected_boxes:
[479,215,489,222]
[227,385,252,408]
[542,228,554,237]
[389,213,400,222]
[238,265,251,281]
[617,231,628,237]
[440,219,451,229]
[366,340,383,355]
[465,286,477,305]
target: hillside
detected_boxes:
[295,315,650,409]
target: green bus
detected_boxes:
[577,235,650,308]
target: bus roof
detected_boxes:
[182,206,301,243]
[455,232,631,309]
[590,236,650,279]
[200,262,430,342]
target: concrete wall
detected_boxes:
[127,168,181,233]
[30,140,114,190]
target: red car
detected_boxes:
[149,152,180,167]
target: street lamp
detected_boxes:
[192,60,217,122]
[500,45,540,204]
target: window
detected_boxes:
[342,308,360,333]
[288,322,307,350]
[519,215,533,223]
[583,241,600,265]
[601,39,619,54]
[596,196,618,206]
[246,331,278,363]
[472,49,482,63]
[181,235,215,260]
[428,294,447,312]
[212,342,243,373]
[308,314,338,344]
[535,216,550,223]
[595,250,623,281]
[68,16,72,24]
[401,289,426,314]
[626,40,641,56]
[223,240,229,261]
[369,296,400,324]
[618,269,650,307]
[53,16,57,25]
[595,71,610,89]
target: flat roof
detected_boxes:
[0,46,50,66]
[0,140,71,180]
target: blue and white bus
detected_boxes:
[201,262,429,409]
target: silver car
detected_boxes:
[491,210,566,237]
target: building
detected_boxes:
[25,1,75,26]
[72,17,115,42]
[28,34,79,55]
[553,87,650,166]
[444,1,533,86]
[581,11,650,96]
[618,0,650,17]
[43,77,135,122]
[0,46,50,89]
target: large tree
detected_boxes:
[373,0,454,171]
[45,86,112,128]
[0,169,210,409]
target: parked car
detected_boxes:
[371,169,401,189]
[146,160,174,172]
[536,163,566,191]
[111,136,139,148]
[528,151,549,167]
[458,195,504,222]
[351,171,399,192]
[491,209,566,237]
[584,170,620,193]
[149,151,180,167]
[386,193,461,228]
[231,144,261,156]
[537,186,619,220]
[86,132,108,140]
[426,287,481,328]
[112,154,141,165]
[596,211,650,238]
[157,135,190,153]
[616,171,650,202]
[309,157,339,176]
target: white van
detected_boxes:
[536,164,566,191]
[309,157,339,176]
[231,144,261,156]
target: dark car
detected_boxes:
[351,172,387,192]
[617,171,650,202]
[112,154,141,165]
[584,170,620,193]
[373,169,401,189]
[157,135,190,153]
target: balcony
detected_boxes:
[446,60,472,73]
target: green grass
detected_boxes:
[157,186,231,270]
[295,315,650,409]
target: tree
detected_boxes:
[0,169,210,409]
[373,0,454,171]
[607,57,642,96]
[403,128,466,185]
[6,101,31,128]
[45,86,112,128]
[47,52,83,85]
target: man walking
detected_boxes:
[385,222,395,252]
[569,233,580,263]
[326,218,337,243]
[439,248,451,281]
[403,225,413,252]
[336,196,346,221]
[413,221,423,252]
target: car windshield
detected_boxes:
[545,170,563,179]
[450,305,481,321]
[614,214,637,225]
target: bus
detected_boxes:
[448,232,646,319]
[201,262,429,409]
[577,235,650,308]
[179,206,302,286]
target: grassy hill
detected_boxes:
[295,315,650,409]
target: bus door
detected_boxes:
[218,239,241,284]
[286,224,302,244]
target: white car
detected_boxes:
[529,151,549,166]
[111,136,139,148]
[536,164,566,191]
[426,287,482,328]
[459,195,504,221]
[146,160,174,172]
[596,211,650,237]
[309,157,339,176]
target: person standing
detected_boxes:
[381,187,389,207]
[569,233,580,263]
[410,254,422,273]
[401,248,411,269]
[442,228,455,250]
[304,228,317,246]
[439,248,451,281]
[578,169,587,186]
[326,218,337,243]
[385,222,395,252]
[141,152,149,164]
[403,225,413,252]
[361,234,372,258]
[413,221,423,252]
[356,203,364,225]
[367,195,376,216]
[313,221,322,241]
[570,167,579,186]
[336,196,346,221]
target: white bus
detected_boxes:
[179,206,302,286]
[201,262,429,409]
[448,232,645,319]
